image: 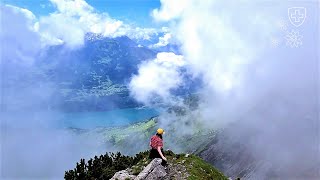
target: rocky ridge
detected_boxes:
[110,152,228,180]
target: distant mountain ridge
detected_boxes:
[2,34,156,112]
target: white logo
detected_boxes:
[288,7,306,27]
[285,30,303,48]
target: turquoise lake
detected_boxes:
[60,107,159,129]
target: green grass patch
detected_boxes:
[183,155,228,180]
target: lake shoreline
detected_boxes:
[60,107,160,129]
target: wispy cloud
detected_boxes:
[129,52,185,106]
[150,33,172,48]
[4,0,165,48]
[1,5,40,64]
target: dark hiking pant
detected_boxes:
[149,148,167,166]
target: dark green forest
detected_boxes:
[64,151,150,180]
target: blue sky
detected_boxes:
[1,0,161,27]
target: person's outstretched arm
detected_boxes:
[157,146,167,161]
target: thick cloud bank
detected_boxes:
[130,0,319,178]
[129,52,185,105]
[0,5,105,179]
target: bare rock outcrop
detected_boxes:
[111,158,167,180]
[135,158,167,180]
[110,170,136,180]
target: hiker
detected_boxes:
[149,128,167,166]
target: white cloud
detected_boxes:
[153,0,257,96]
[0,5,41,64]
[151,33,172,48]
[35,0,124,47]
[129,52,184,105]
[154,52,184,67]
[5,0,162,48]
[152,0,189,21]
[39,13,86,47]
[117,26,158,40]
[6,5,37,22]
[50,0,93,15]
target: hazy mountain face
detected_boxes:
[2,34,157,112]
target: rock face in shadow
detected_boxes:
[198,127,258,179]
[198,115,320,180]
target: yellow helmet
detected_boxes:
[157,128,165,135]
